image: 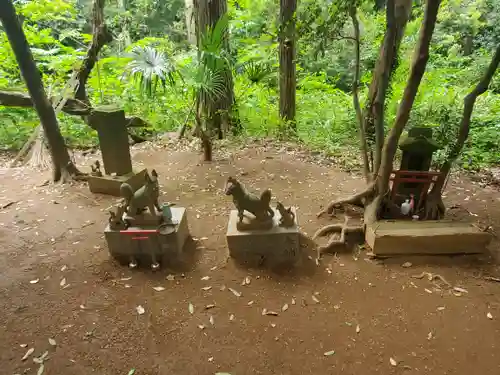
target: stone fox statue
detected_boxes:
[225,176,274,222]
[120,169,161,216]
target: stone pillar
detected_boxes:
[89,106,132,176]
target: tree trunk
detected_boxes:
[350,6,370,181]
[425,44,500,219]
[279,0,297,132]
[75,0,112,104]
[185,0,197,44]
[0,0,80,182]
[318,0,441,225]
[194,0,237,139]
[363,0,412,175]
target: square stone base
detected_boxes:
[105,207,189,268]
[88,168,147,196]
[226,208,300,267]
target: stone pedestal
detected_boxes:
[226,208,300,267]
[88,168,147,196]
[105,207,189,268]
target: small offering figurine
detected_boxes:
[90,160,103,177]
[225,176,274,230]
[108,204,127,230]
[276,202,295,228]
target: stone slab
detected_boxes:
[105,207,189,268]
[88,168,147,196]
[226,208,300,267]
[365,220,492,256]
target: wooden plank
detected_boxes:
[366,220,492,256]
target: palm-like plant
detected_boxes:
[125,46,177,97]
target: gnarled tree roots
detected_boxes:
[313,216,364,259]
[317,182,376,217]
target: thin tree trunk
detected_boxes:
[350,6,370,181]
[425,44,500,219]
[194,0,237,138]
[363,0,412,175]
[279,0,297,132]
[375,0,442,214]
[185,0,197,44]
[75,0,112,104]
[0,0,80,182]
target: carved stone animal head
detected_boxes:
[224,176,240,196]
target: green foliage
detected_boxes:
[0,0,499,171]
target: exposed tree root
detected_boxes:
[317,182,375,217]
[53,161,88,183]
[423,191,445,220]
[314,216,364,259]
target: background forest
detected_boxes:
[0,0,499,170]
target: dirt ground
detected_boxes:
[1,140,500,375]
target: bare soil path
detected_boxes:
[1,141,500,375]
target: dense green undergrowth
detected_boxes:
[0,0,498,171]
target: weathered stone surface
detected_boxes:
[88,168,147,196]
[88,106,132,176]
[226,208,300,267]
[105,207,189,267]
[365,220,492,256]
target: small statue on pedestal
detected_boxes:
[120,169,162,224]
[276,202,295,228]
[90,160,103,177]
[225,176,274,231]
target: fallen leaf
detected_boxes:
[205,304,216,310]
[265,311,279,316]
[210,266,217,271]
[201,286,212,291]
[136,305,145,315]
[21,348,34,361]
[324,350,335,356]
[262,308,267,315]
[60,278,66,287]
[402,262,412,268]
[427,331,433,340]
[390,357,398,366]
[60,265,67,272]
[270,323,276,328]
[30,279,39,284]
[487,312,493,319]
[209,315,214,325]
[127,370,135,375]
[247,301,254,306]
[220,285,226,291]
[124,284,131,288]
[20,344,27,348]
[37,364,44,375]
[201,276,210,281]
[437,306,445,311]
[198,324,205,330]
[291,298,296,305]
[244,276,251,285]
[229,314,235,321]
[48,338,56,346]
[282,304,289,312]
[356,324,360,333]
[228,287,241,297]
[166,274,175,281]
[453,286,468,294]
[153,286,165,292]
[424,288,433,294]
[33,351,49,364]
[188,303,194,314]
[312,295,320,303]
[120,277,132,281]
[79,304,85,309]
[208,357,214,362]
[200,237,209,240]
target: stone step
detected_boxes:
[365,220,492,256]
